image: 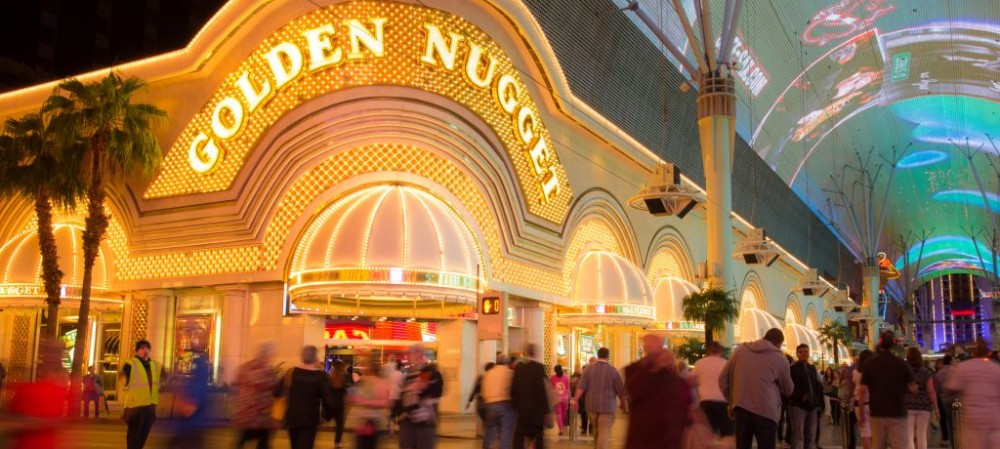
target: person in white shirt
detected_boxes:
[944,339,1000,449]
[694,342,734,438]
[481,354,515,449]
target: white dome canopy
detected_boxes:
[737,308,783,343]
[652,276,698,322]
[562,251,654,324]
[785,323,822,356]
[0,224,117,308]
[288,185,482,307]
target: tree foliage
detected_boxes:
[682,285,739,346]
[44,72,165,416]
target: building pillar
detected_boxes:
[697,75,737,347]
[218,285,248,385]
[613,328,633,370]
[862,261,880,349]
[144,290,175,365]
[523,305,544,358]
[437,319,476,414]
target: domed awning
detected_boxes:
[737,308,783,343]
[651,276,699,327]
[820,341,852,365]
[287,185,483,318]
[785,323,822,357]
[560,251,654,325]
[0,224,119,309]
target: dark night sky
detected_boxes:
[0,0,226,93]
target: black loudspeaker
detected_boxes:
[743,253,760,264]
[644,197,669,215]
[676,199,698,219]
[802,288,815,296]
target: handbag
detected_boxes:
[271,369,294,422]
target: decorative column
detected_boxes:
[698,75,737,346]
[218,285,248,385]
[143,290,175,364]
[862,260,881,349]
[613,328,632,370]
[523,305,545,359]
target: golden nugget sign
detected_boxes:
[148,2,570,222]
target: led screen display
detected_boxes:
[619,0,1000,280]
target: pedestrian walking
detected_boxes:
[841,354,861,449]
[719,328,794,449]
[166,350,211,449]
[933,356,955,445]
[82,366,104,418]
[384,358,405,436]
[857,333,917,449]
[233,342,278,449]
[943,339,1000,449]
[571,347,627,449]
[570,370,591,436]
[511,344,552,449]
[624,334,692,449]
[693,341,734,439]
[824,371,841,427]
[854,350,875,449]
[467,362,494,423]
[5,336,69,449]
[278,345,336,449]
[348,357,392,449]
[121,339,165,449]
[904,347,938,449]
[481,354,515,449]
[328,360,349,449]
[789,344,824,449]
[550,365,570,436]
[398,343,444,449]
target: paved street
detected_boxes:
[1,413,956,449]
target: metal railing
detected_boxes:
[568,405,579,443]
[951,400,962,449]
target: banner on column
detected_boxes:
[173,314,215,380]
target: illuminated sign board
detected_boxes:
[481,296,501,315]
[149,2,570,222]
[565,304,656,320]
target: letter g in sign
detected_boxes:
[189,133,224,174]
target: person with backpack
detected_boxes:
[82,365,104,418]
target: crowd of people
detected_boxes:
[2,329,998,449]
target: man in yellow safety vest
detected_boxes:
[121,339,163,449]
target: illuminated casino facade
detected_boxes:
[0,0,862,412]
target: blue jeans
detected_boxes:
[790,406,817,449]
[484,402,515,449]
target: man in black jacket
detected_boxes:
[789,344,823,449]
[510,344,550,449]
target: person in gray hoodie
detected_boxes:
[720,328,795,449]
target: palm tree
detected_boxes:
[682,285,739,346]
[818,320,850,367]
[0,112,84,338]
[45,72,165,416]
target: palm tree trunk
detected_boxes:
[69,153,108,417]
[705,324,713,346]
[35,191,63,338]
[833,336,839,367]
